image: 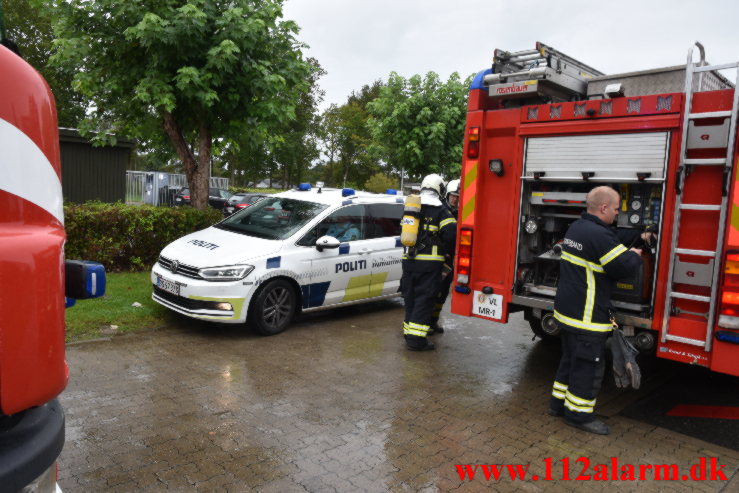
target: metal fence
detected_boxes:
[126,171,229,205]
[126,171,146,204]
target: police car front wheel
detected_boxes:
[250,279,296,336]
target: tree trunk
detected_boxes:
[161,111,211,210]
[194,124,212,209]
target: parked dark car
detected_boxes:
[227,192,250,205]
[223,193,269,216]
[174,188,232,210]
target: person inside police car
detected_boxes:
[401,173,457,351]
[548,185,643,435]
[325,216,361,242]
[429,178,461,335]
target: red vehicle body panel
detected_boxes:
[0,45,67,415]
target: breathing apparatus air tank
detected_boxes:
[400,194,422,247]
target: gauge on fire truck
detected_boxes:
[525,218,539,234]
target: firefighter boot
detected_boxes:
[406,335,435,351]
[428,322,445,335]
[565,418,610,435]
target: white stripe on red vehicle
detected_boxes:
[0,118,63,224]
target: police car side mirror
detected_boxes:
[65,260,106,300]
[316,235,341,252]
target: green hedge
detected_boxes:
[64,202,223,272]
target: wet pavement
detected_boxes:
[59,300,739,492]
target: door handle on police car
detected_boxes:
[358,248,372,255]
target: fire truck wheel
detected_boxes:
[249,279,296,336]
[526,310,560,342]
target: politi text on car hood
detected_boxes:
[159,227,282,268]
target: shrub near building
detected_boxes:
[64,202,223,272]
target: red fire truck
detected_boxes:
[451,42,739,377]
[0,14,106,493]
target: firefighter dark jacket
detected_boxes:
[402,203,457,272]
[554,212,642,333]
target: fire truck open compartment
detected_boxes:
[512,132,669,338]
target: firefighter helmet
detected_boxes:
[446,179,460,199]
[420,173,446,197]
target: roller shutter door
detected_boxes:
[524,132,669,181]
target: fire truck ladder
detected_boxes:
[484,42,604,101]
[661,42,739,352]
[491,42,603,79]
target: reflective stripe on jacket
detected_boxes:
[554,212,642,333]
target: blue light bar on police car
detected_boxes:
[385,189,397,195]
[298,183,311,191]
[342,188,355,197]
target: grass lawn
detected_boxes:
[65,271,172,342]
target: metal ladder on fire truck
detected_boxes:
[485,42,603,101]
[661,42,739,352]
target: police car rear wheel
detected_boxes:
[251,279,295,335]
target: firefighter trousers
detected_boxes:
[431,269,453,328]
[549,327,607,424]
[401,265,442,347]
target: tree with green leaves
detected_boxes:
[316,103,342,185]
[320,105,341,163]
[212,57,324,189]
[50,0,313,209]
[367,71,471,181]
[271,57,325,187]
[318,81,383,188]
[363,173,398,194]
[3,0,87,127]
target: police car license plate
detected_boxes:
[157,275,180,296]
[472,291,503,320]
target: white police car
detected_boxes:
[151,185,404,335]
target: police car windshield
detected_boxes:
[216,197,328,240]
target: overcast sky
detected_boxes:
[283,0,739,110]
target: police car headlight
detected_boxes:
[199,264,254,281]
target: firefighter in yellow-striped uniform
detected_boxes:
[430,179,460,334]
[402,174,457,351]
[549,186,643,435]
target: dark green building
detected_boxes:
[59,128,134,203]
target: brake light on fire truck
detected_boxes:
[456,228,473,285]
[719,252,739,329]
[467,127,480,159]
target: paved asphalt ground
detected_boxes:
[59,299,739,492]
[621,360,739,452]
